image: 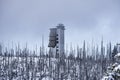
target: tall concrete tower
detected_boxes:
[48,24,65,58]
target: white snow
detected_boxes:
[114,53,120,59]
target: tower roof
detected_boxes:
[56,24,65,30]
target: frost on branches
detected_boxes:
[102,53,120,80]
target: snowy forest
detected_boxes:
[0,40,119,80]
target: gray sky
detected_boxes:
[0,0,120,49]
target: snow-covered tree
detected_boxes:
[102,53,120,80]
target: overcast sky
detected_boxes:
[0,0,120,49]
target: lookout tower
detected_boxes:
[48,24,65,58]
